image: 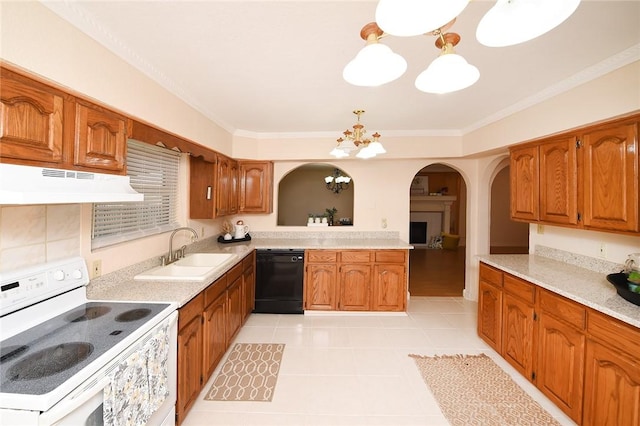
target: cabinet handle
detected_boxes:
[206,186,212,200]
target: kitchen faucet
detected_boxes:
[164,227,198,265]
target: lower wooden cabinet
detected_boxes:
[477,261,640,425]
[304,249,408,312]
[583,340,640,426]
[176,294,204,424]
[537,313,585,422]
[176,252,256,425]
[502,292,535,380]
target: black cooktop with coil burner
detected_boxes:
[0,301,169,396]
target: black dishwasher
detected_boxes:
[254,249,305,314]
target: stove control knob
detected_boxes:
[53,270,66,281]
[72,269,83,279]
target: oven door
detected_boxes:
[39,311,178,426]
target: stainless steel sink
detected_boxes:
[134,252,238,282]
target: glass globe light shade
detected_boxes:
[338,138,358,153]
[329,147,348,158]
[368,141,387,155]
[415,53,480,94]
[376,0,470,37]
[343,43,407,87]
[476,0,581,47]
[356,145,377,159]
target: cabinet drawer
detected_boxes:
[479,263,503,287]
[503,274,535,304]
[204,275,227,307]
[306,250,337,263]
[539,289,586,330]
[375,250,406,263]
[227,262,243,283]
[242,252,255,269]
[179,293,203,331]
[588,310,640,357]
[339,250,372,263]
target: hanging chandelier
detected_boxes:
[344,0,581,93]
[325,169,351,194]
[330,110,386,159]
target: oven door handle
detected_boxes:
[39,376,111,425]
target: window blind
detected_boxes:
[92,139,181,249]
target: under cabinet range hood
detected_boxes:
[0,163,143,205]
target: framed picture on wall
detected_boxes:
[411,176,428,195]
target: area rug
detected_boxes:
[205,343,285,402]
[410,353,560,426]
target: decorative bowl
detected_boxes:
[606,273,640,306]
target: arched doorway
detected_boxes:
[408,164,467,297]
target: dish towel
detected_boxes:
[103,319,170,426]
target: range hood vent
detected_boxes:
[0,163,143,205]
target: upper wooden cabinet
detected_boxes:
[73,100,126,172]
[509,113,639,234]
[239,161,273,213]
[510,145,539,221]
[0,67,67,166]
[1,66,127,174]
[581,121,638,232]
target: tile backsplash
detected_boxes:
[0,204,81,271]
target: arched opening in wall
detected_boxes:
[277,163,354,226]
[408,164,467,297]
[490,162,529,254]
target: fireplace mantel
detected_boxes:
[410,195,457,237]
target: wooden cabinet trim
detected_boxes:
[538,288,586,330]
[178,293,203,330]
[587,308,640,357]
[479,262,503,287]
[339,250,373,263]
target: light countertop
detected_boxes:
[478,254,640,329]
[88,235,411,307]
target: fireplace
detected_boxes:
[409,222,427,244]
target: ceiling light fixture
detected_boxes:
[330,110,386,159]
[344,0,581,91]
[325,169,351,194]
[415,31,480,94]
[375,0,470,37]
[343,22,407,87]
[476,0,582,47]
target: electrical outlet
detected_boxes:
[381,218,388,229]
[599,243,607,259]
[537,224,544,234]
[92,259,102,279]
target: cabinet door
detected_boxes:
[582,122,639,232]
[189,156,215,219]
[539,136,578,225]
[510,145,539,221]
[74,100,126,173]
[242,261,255,321]
[502,293,535,379]
[537,314,585,423]
[226,277,243,343]
[583,340,640,426]
[176,315,202,424]
[339,264,371,311]
[229,159,239,215]
[202,294,226,380]
[304,263,338,310]
[239,161,273,213]
[216,154,231,216]
[477,279,503,353]
[372,264,406,311]
[0,68,65,165]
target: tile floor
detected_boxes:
[182,297,576,426]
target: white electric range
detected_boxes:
[0,257,178,425]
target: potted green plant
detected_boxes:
[325,207,338,226]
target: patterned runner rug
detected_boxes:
[205,343,285,402]
[410,353,561,426]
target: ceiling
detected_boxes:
[43,1,640,138]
